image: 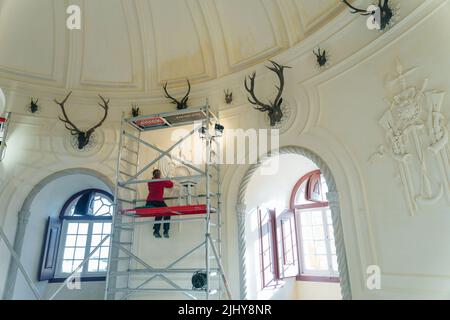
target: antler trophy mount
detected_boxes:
[342,0,394,31]
[54,92,109,150]
[244,60,291,127]
[163,79,191,110]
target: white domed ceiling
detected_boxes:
[0,0,342,97]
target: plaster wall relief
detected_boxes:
[372,61,450,216]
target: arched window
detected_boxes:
[290,170,339,282]
[40,189,113,282]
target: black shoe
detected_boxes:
[163,231,169,238]
[153,231,161,238]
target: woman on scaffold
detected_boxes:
[146,169,174,238]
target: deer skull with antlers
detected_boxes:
[163,80,191,110]
[342,0,393,31]
[244,60,291,127]
[54,92,109,150]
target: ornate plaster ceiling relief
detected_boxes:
[81,0,135,85]
[215,0,280,68]
[296,0,341,33]
[0,0,57,80]
[0,0,343,102]
[149,0,216,84]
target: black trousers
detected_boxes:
[146,201,170,232]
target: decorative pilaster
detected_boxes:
[327,191,352,300]
[236,203,247,300]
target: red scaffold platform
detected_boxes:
[121,204,215,217]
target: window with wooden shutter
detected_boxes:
[39,217,62,281]
[276,209,299,279]
[39,189,113,282]
[258,207,279,288]
[290,170,340,282]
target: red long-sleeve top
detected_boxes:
[147,180,174,202]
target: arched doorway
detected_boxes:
[235,146,352,300]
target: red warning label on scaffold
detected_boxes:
[134,117,165,128]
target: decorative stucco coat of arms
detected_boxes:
[371,61,450,216]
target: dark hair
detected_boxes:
[152,169,161,176]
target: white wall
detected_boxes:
[296,281,342,300]
[2,0,450,300]
[0,88,5,114]
[12,173,111,300]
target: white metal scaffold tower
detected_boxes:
[104,102,232,300]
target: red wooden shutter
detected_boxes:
[258,208,279,288]
[276,210,299,279]
[39,217,62,281]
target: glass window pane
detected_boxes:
[98,259,108,272]
[76,235,87,247]
[295,181,308,205]
[88,260,99,272]
[78,223,89,235]
[92,198,102,215]
[62,260,73,273]
[318,255,328,270]
[315,241,326,255]
[91,194,113,216]
[67,223,78,235]
[100,247,109,259]
[93,223,103,234]
[95,205,111,216]
[91,235,101,247]
[90,247,100,259]
[103,223,111,234]
[300,212,312,226]
[74,248,85,260]
[312,211,323,225]
[72,260,83,272]
[301,226,313,240]
[102,198,112,206]
[65,235,77,247]
[302,240,314,255]
[103,236,110,246]
[63,248,75,260]
[313,226,324,239]
[304,255,319,270]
